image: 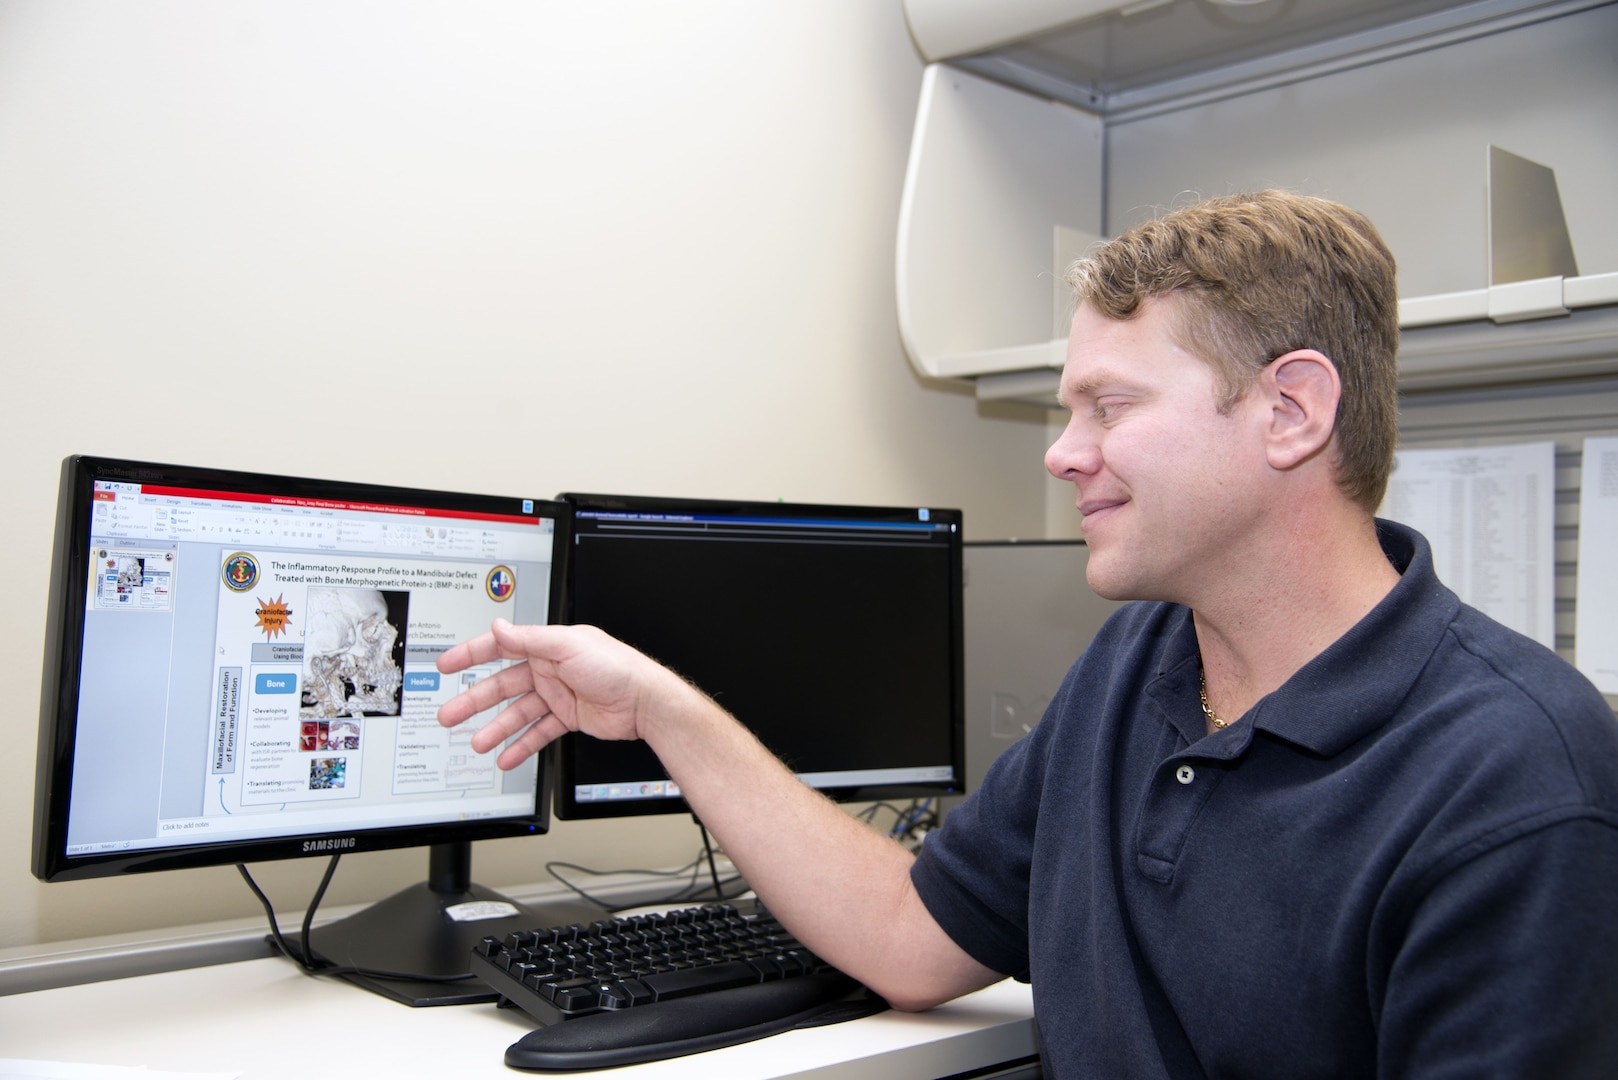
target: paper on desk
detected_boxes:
[1575,436,1618,693]
[0,1062,236,1080]
[1380,442,1556,648]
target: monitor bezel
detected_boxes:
[551,491,968,821]
[32,455,570,883]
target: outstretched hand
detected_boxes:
[435,619,686,771]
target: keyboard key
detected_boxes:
[551,977,602,1013]
[748,957,785,981]
[464,896,868,1050]
[642,960,761,1001]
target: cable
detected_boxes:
[855,798,938,843]
[545,855,699,909]
[237,859,325,974]
[545,850,748,910]
[698,822,725,900]
[546,817,752,911]
[856,801,908,826]
[300,852,341,971]
[236,859,475,985]
[890,798,937,842]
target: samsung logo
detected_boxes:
[302,837,358,852]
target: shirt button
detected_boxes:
[1175,765,1195,785]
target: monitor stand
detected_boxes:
[304,841,603,1006]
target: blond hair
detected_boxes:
[1066,191,1399,511]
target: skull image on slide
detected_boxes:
[300,587,405,718]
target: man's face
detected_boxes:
[1045,297,1269,604]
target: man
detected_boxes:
[438,191,1618,1076]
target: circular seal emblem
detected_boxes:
[222,552,259,592]
[485,565,515,602]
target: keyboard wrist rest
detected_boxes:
[503,972,888,1071]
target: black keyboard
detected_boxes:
[472,901,888,1070]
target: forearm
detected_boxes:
[435,621,1001,1007]
[639,680,1001,1010]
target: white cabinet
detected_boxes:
[895,0,1618,405]
[896,65,1101,387]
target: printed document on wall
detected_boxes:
[1576,436,1618,693]
[1380,442,1555,648]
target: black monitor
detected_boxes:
[32,455,581,1004]
[554,493,967,820]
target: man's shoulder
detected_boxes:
[1440,604,1612,732]
[1399,604,1618,811]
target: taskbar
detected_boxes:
[573,764,956,805]
[572,779,684,804]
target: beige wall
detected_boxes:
[0,0,1054,951]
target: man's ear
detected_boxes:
[1263,349,1340,471]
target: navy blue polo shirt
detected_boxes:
[913,521,1618,1078]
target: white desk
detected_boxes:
[0,957,1037,1078]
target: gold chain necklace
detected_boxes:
[1198,666,1229,730]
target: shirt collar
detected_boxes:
[1149,520,1461,756]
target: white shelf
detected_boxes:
[950,284,1618,408]
[901,0,1601,118]
[894,2,1618,406]
[895,64,1103,382]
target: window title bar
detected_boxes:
[120,483,547,528]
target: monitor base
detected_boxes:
[301,843,603,1007]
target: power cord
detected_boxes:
[546,817,750,911]
[698,821,725,899]
[545,849,748,911]
[236,857,475,985]
[857,798,938,846]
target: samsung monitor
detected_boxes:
[554,493,967,820]
[32,455,577,1003]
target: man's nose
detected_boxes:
[1046,422,1099,480]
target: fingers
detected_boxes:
[436,617,531,675]
[488,617,573,666]
[434,659,537,728]
[435,631,495,675]
[437,617,659,769]
[497,710,569,771]
[465,688,548,753]
[436,618,580,771]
